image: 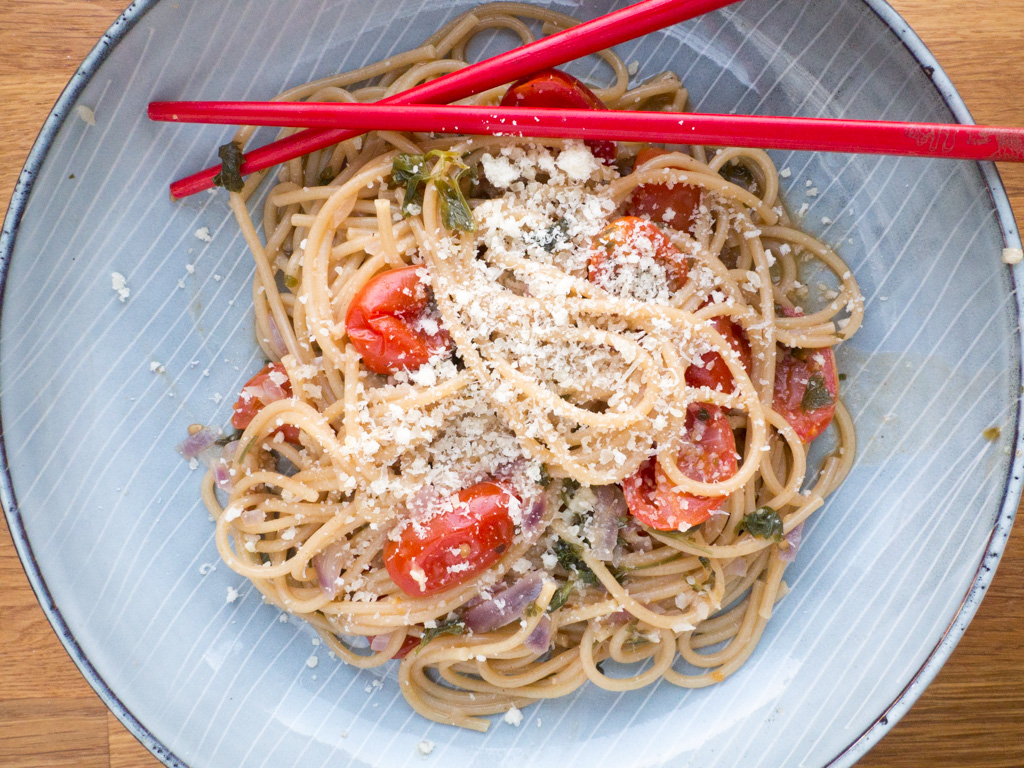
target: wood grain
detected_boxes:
[1,1,1022,766]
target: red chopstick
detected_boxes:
[149,101,1024,162]
[167,0,741,198]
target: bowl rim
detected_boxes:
[0,1,1020,767]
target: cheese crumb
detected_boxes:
[76,105,96,126]
[306,655,318,668]
[194,226,213,242]
[504,704,524,726]
[111,272,130,302]
[779,167,791,178]
[226,586,240,603]
[417,740,435,755]
[149,361,165,373]
[1002,247,1023,264]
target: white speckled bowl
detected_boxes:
[1,1,1020,766]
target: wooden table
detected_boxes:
[1,1,1022,766]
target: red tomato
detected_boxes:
[588,216,688,292]
[684,315,752,393]
[626,147,702,233]
[231,362,301,443]
[500,69,616,163]
[345,266,450,375]
[384,482,517,597]
[773,344,838,443]
[623,404,738,530]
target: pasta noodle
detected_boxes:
[192,3,864,731]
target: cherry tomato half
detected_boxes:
[626,147,702,233]
[623,404,738,530]
[384,481,517,597]
[773,344,838,443]
[345,266,451,375]
[231,362,301,443]
[500,69,616,164]
[588,216,688,293]
[684,315,752,393]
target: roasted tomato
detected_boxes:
[231,362,301,443]
[384,482,517,597]
[500,68,616,163]
[625,147,702,233]
[773,344,838,443]
[623,404,738,530]
[344,266,450,375]
[588,216,688,293]
[684,315,752,393]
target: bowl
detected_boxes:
[1,1,1020,766]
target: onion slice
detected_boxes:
[524,614,552,654]
[175,426,220,461]
[778,522,804,563]
[588,485,626,561]
[464,573,543,634]
[313,541,350,598]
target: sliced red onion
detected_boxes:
[211,461,233,491]
[222,440,240,463]
[369,633,393,652]
[240,507,265,526]
[520,495,547,539]
[778,522,804,563]
[175,426,220,461]
[620,518,653,553]
[267,315,288,358]
[524,614,551,653]
[464,572,543,634]
[588,485,626,561]
[313,540,350,598]
[724,556,749,578]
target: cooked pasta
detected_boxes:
[187,2,864,731]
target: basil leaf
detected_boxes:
[530,218,570,253]
[392,153,426,185]
[547,580,574,612]
[737,505,784,542]
[418,617,465,650]
[801,371,835,411]
[435,177,476,233]
[212,141,246,193]
[553,539,598,585]
[317,166,337,186]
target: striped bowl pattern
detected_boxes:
[1,1,1020,766]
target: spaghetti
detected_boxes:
[189,3,864,731]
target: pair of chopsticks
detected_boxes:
[158,0,1024,200]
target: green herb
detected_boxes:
[548,580,575,612]
[68,174,75,180]
[537,464,552,488]
[284,274,300,290]
[696,406,711,422]
[838,373,847,382]
[720,160,758,194]
[559,478,581,510]
[237,435,259,463]
[435,176,476,233]
[418,616,465,650]
[390,151,477,231]
[212,141,246,193]
[801,371,835,411]
[524,602,541,618]
[698,556,711,570]
[317,166,337,186]
[214,428,244,446]
[530,218,570,252]
[737,505,784,542]
[553,539,598,585]
[983,426,1001,441]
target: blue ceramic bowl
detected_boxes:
[1,1,1020,766]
